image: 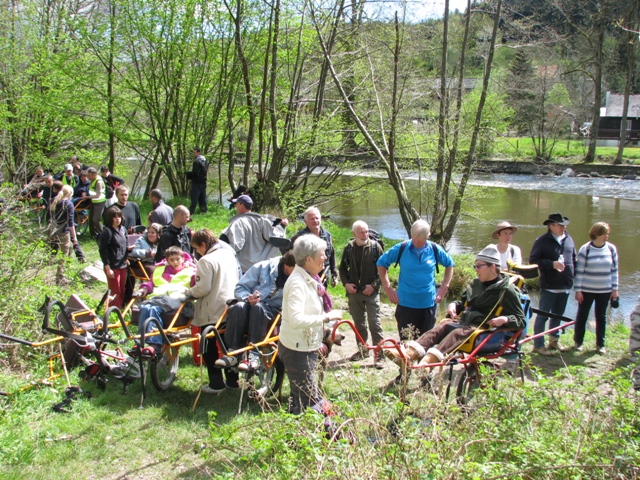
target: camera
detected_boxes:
[610,297,619,309]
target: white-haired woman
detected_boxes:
[279,234,342,414]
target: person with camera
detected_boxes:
[573,222,619,354]
[339,220,385,368]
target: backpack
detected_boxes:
[368,229,384,252]
[393,240,441,274]
[342,234,384,273]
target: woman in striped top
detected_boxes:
[573,222,619,354]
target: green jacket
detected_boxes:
[454,274,525,330]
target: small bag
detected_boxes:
[610,297,620,309]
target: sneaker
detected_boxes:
[238,352,261,372]
[349,349,370,361]
[531,346,553,356]
[201,384,225,394]
[573,344,583,352]
[214,355,238,368]
[596,347,606,355]
[373,353,385,370]
[547,338,568,352]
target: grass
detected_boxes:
[1,196,639,479]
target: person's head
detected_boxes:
[51,180,62,193]
[293,234,327,275]
[60,185,73,200]
[279,251,297,277]
[146,223,163,244]
[193,148,201,157]
[492,221,518,244]
[589,222,610,241]
[99,165,110,177]
[86,167,98,180]
[303,207,322,233]
[35,166,44,177]
[43,175,54,187]
[173,205,190,227]
[543,212,569,237]
[115,185,129,205]
[150,189,163,204]
[64,164,73,176]
[410,219,431,248]
[164,246,185,270]
[232,194,253,214]
[73,162,82,175]
[352,220,370,247]
[79,170,88,182]
[474,245,501,282]
[191,228,218,256]
[105,206,124,228]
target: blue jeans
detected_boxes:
[137,304,166,346]
[533,290,569,348]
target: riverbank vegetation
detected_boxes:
[1,199,639,479]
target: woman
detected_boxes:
[130,223,162,276]
[492,221,522,271]
[49,185,79,284]
[279,234,342,415]
[99,207,128,308]
[573,222,619,354]
[187,229,240,394]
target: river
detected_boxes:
[324,171,640,325]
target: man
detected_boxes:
[73,170,91,206]
[86,167,107,238]
[188,148,208,214]
[55,164,78,188]
[377,219,455,340]
[155,205,192,262]
[291,207,338,287]
[215,252,296,372]
[39,176,57,209]
[339,220,385,368]
[386,245,525,370]
[106,185,141,232]
[148,188,173,226]
[100,165,124,208]
[529,212,576,355]
[219,194,288,273]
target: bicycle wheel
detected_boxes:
[456,364,480,405]
[150,345,180,391]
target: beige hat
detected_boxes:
[491,221,518,239]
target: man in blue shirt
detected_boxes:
[377,219,454,340]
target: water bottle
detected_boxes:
[556,254,564,271]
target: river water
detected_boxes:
[324,171,640,325]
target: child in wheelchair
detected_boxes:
[132,246,196,356]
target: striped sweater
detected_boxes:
[573,241,619,293]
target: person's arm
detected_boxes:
[234,266,259,301]
[338,245,357,295]
[187,260,213,299]
[529,237,556,271]
[130,237,150,259]
[99,230,115,279]
[512,245,523,266]
[377,265,398,304]
[283,280,333,329]
[611,244,619,298]
[134,204,142,227]
[488,288,526,329]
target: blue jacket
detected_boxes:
[235,257,283,309]
[377,241,454,309]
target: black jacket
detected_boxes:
[529,230,576,290]
[99,225,128,269]
[155,224,192,262]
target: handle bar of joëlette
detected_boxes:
[518,308,576,346]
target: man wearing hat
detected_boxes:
[55,164,79,188]
[385,245,525,370]
[529,212,577,355]
[219,195,288,273]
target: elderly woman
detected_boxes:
[573,222,619,354]
[279,234,342,415]
[492,221,523,271]
[187,229,240,394]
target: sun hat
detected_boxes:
[491,221,518,239]
[543,212,570,226]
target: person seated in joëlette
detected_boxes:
[132,246,196,356]
[386,245,525,373]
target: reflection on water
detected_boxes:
[326,173,640,325]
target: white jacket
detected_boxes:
[187,243,239,327]
[280,265,325,352]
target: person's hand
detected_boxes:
[435,284,449,303]
[324,309,343,322]
[610,290,619,300]
[446,302,458,319]
[247,291,261,305]
[488,316,508,328]
[280,218,289,227]
[553,261,565,272]
[575,291,584,303]
[362,284,374,296]
[345,283,358,295]
[383,285,399,305]
[330,276,338,288]
[104,266,114,279]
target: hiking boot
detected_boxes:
[349,349,370,361]
[596,347,607,355]
[373,352,385,370]
[547,338,568,352]
[531,346,553,356]
[573,343,583,352]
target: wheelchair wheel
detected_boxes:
[247,346,285,401]
[150,345,180,391]
[456,364,480,405]
[76,213,89,237]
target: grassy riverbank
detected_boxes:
[1,201,639,479]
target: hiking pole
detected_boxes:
[57,342,71,388]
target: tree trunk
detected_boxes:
[584,27,604,163]
[616,8,636,164]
